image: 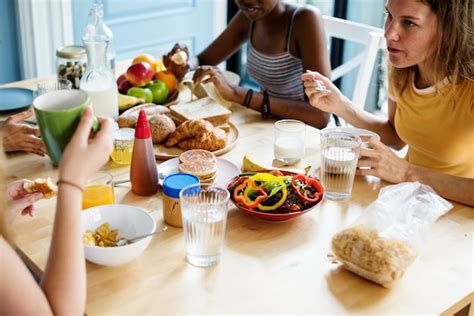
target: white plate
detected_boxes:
[157,157,240,187]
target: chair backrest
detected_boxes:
[322,15,385,109]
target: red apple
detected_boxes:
[126,62,153,87]
[116,73,127,86]
[118,79,133,94]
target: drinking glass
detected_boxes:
[179,183,230,268]
[82,172,115,210]
[320,130,361,201]
[274,119,306,164]
[110,128,134,165]
[36,79,72,96]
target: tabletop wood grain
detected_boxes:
[2,75,473,315]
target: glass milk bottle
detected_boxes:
[80,34,118,119]
[85,3,116,75]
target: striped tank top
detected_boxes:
[246,7,305,101]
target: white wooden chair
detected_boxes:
[322,15,385,111]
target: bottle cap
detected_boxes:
[163,173,200,198]
[56,45,86,59]
[134,110,151,139]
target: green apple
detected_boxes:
[127,87,153,103]
[147,80,169,104]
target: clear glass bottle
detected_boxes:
[85,3,116,76]
[80,34,118,119]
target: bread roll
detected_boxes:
[149,114,176,143]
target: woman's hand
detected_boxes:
[192,66,236,101]
[59,108,113,186]
[1,110,46,156]
[301,71,348,116]
[6,180,43,220]
[356,137,410,183]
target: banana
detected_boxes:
[242,154,272,172]
[118,93,144,111]
[242,154,312,175]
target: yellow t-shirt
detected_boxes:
[388,72,474,178]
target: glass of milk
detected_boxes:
[273,119,306,165]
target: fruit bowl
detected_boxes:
[226,170,324,222]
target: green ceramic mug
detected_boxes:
[33,89,98,165]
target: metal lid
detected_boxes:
[56,45,86,58]
[163,173,199,198]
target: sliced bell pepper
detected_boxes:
[257,185,287,211]
[234,178,267,209]
[291,174,323,203]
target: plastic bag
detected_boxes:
[331,182,453,287]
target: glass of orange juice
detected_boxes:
[82,172,114,210]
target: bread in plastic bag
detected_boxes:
[331,182,453,287]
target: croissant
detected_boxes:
[177,128,226,151]
[165,119,214,147]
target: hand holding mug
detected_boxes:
[59,107,113,186]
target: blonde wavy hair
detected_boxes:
[388,0,474,93]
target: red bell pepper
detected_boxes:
[291,174,322,203]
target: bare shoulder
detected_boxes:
[294,5,324,27]
[227,10,251,37]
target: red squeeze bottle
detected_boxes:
[130,110,159,196]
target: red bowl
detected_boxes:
[227,170,324,222]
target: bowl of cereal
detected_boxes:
[81,204,156,266]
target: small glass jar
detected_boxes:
[162,173,199,228]
[56,45,86,89]
[111,128,134,165]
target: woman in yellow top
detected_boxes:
[302,0,473,206]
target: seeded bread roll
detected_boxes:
[117,104,170,128]
[149,114,176,143]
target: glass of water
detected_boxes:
[179,183,230,268]
[320,130,361,201]
[274,119,306,165]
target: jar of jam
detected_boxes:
[56,45,86,89]
[162,173,199,227]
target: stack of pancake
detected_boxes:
[178,149,217,184]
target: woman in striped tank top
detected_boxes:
[188,0,331,128]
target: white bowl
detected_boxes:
[81,204,156,266]
[321,127,380,148]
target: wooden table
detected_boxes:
[2,77,473,315]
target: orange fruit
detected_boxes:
[154,70,177,93]
[132,54,157,77]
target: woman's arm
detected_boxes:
[294,7,331,79]
[233,86,331,128]
[302,71,404,147]
[198,11,250,66]
[40,110,113,314]
[357,137,474,206]
[1,108,113,314]
[192,67,330,128]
